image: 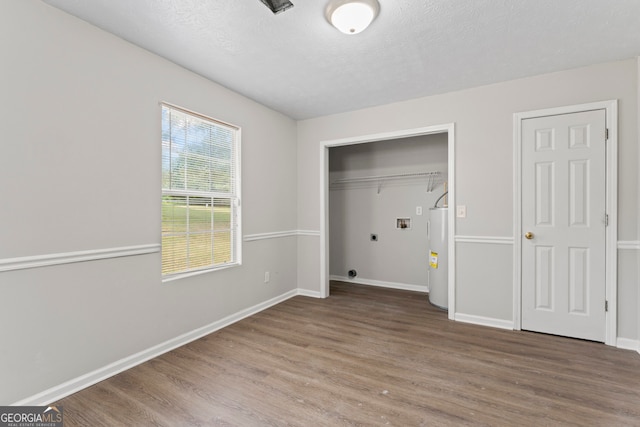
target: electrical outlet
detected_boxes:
[456,205,467,218]
[416,206,423,216]
[264,271,270,283]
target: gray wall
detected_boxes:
[297,59,639,340]
[637,56,640,350]
[0,1,298,404]
[329,134,448,289]
[2,0,639,406]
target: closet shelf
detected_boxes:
[330,171,442,193]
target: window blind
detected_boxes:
[161,104,240,276]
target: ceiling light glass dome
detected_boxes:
[326,0,380,35]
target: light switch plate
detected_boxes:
[416,206,422,216]
[456,205,467,218]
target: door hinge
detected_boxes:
[605,300,609,312]
[605,214,609,226]
[605,128,609,140]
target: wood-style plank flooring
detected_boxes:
[57,282,640,426]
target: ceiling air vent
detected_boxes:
[259,0,294,14]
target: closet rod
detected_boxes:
[331,171,441,193]
[331,171,439,185]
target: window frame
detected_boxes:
[161,102,242,282]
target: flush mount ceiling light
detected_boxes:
[326,0,380,35]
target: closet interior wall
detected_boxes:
[328,133,448,291]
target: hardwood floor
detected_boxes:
[57,282,640,426]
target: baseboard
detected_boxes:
[616,337,640,353]
[296,288,324,298]
[330,275,428,293]
[12,289,299,406]
[454,313,514,330]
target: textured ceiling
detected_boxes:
[42,0,640,120]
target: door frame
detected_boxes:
[513,100,618,346]
[320,123,456,320]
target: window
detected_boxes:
[161,103,240,278]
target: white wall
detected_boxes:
[0,1,298,404]
[297,59,639,340]
[328,134,448,290]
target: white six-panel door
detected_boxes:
[521,110,606,342]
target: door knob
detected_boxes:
[524,232,534,240]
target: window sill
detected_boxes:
[162,262,240,284]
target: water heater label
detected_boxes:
[429,251,439,269]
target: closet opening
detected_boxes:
[320,124,456,319]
